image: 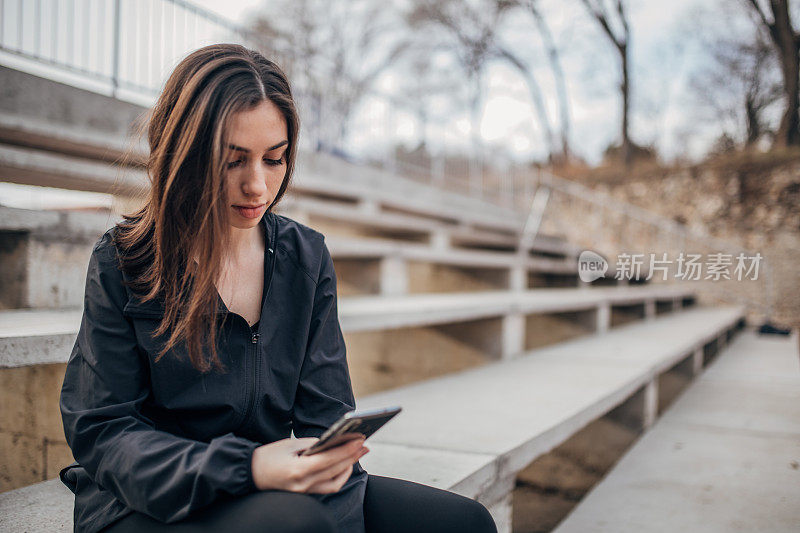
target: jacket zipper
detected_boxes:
[237,213,277,432]
[239,330,260,431]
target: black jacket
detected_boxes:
[59,212,368,533]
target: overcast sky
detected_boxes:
[191,0,724,165]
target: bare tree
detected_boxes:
[691,26,782,149]
[743,0,800,148]
[391,48,466,151]
[689,30,783,148]
[520,0,574,163]
[407,0,561,166]
[579,0,638,166]
[247,0,409,152]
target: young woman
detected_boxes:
[58,44,497,533]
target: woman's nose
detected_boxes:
[242,166,268,196]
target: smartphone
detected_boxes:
[297,406,402,456]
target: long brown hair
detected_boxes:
[113,43,300,373]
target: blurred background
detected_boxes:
[0,1,798,532]
[2,0,798,326]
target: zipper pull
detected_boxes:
[251,332,259,344]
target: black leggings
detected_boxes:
[100,474,498,533]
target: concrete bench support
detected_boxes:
[644,299,656,321]
[358,198,380,214]
[692,346,704,375]
[508,265,526,291]
[643,379,658,429]
[379,256,408,295]
[607,378,660,432]
[596,303,611,334]
[429,229,451,251]
[716,332,727,352]
[502,313,525,360]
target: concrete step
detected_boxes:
[325,235,565,269]
[270,149,532,233]
[0,138,529,237]
[0,110,147,165]
[0,120,539,241]
[0,306,745,533]
[0,205,584,309]
[279,196,578,258]
[0,285,693,368]
[323,234,579,296]
[338,285,692,333]
[0,477,74,532]
[0,143,146,196]
[0,206,122,309]
[553,329,800,533]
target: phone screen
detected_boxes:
[298,406,402,456]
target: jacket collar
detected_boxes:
[123,212,276,319]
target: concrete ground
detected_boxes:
[551,328,800,533]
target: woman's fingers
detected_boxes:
[306,459,358,494]
[306,438,364,471]
[303,444,367,492]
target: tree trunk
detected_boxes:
[745,94,761,147]
[749,0,800,147]
[620,40,632,166]
[771,0,800,147]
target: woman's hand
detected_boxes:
[251,437,369,494]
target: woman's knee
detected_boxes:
[364,474,496,532]
[461,499,498,533]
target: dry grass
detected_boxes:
[546,147,800,189]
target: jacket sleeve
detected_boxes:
[292,236,359,440]
[59,234,262,523]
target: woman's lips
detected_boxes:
[233,204,265,219]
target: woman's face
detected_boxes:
[223,99,288,230]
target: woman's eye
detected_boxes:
[226,156,285,169]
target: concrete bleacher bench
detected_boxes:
[553,328,799,532]
[0,206,120,309]
[0,201,585,308]
[0,110,544,246]
[280,196,579,258]
[355,305,745,530]
[0,306,745,532]
[325,234,576,272]
[336,285,692,358]
[0,285,693,368]
[323,234,578,296]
